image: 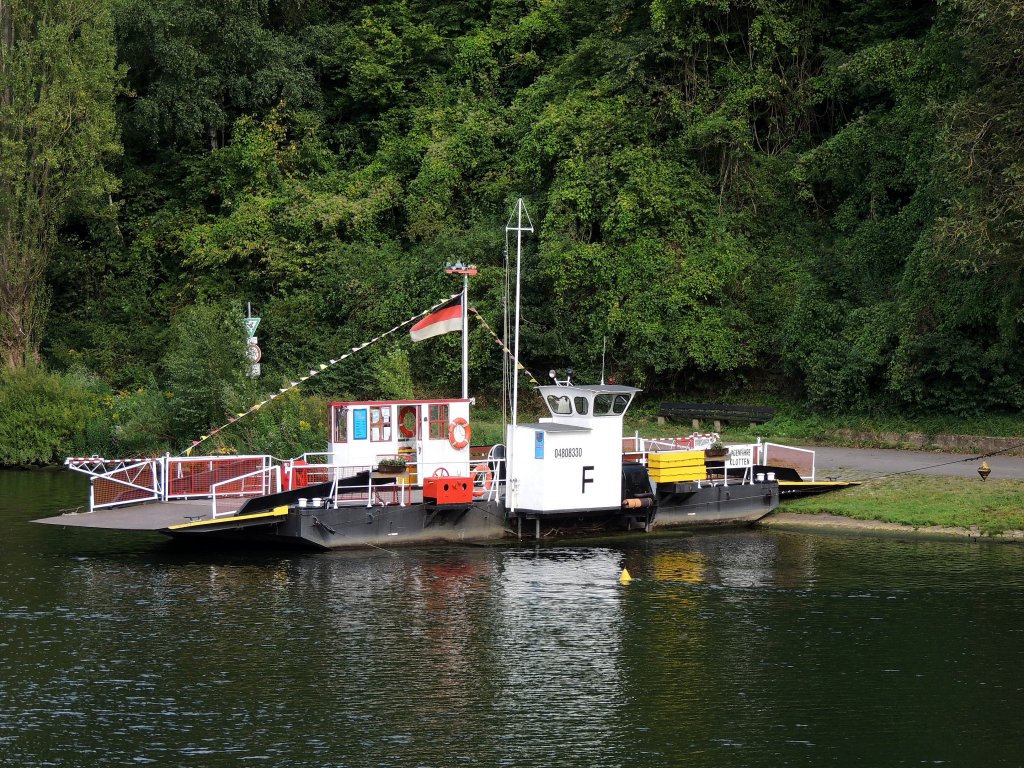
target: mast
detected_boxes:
[445,261,477,399]
[505,198,533,515]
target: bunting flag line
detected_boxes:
[469,308,540,386]
[183,293,461,455]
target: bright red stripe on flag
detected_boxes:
[410,297,463,342]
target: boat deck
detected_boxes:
[33,499,245,531]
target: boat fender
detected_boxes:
[472,463,493,497]
[622,497,653,509]
[449,417,471,450]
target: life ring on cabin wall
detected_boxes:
[448,417,471,450]
[472,463,493,498]
[398,405,416,438]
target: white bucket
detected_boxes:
[767,472,776,482]
[298,498,308,508]
[756,473,765,482]
[311,497,322,507]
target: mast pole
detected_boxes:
[461,271,469,399]
[505,198,533,517]
[445,261,478,401]
[511,199,523,433]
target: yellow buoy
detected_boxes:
[619,568,633,585]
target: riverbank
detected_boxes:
[760,511,1024,541]
[771,472,1024,541]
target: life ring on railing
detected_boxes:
[398,405,416,438]
[472,463,493,498]
[448,417,471,450]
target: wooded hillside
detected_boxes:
[2,0,1022,461]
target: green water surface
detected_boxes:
[2,470,1022,767]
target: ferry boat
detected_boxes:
[34,378,833,549]
[35,199,842,548]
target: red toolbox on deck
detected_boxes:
[423,476,474,504]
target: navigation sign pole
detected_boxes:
[245,306,261,377]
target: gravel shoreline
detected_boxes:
[759,511,1024,541]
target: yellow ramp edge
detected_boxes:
[167,505,290,531]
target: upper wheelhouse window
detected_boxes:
[594,393,632,415]
[573,396,589,415]
[369,405,392,442]
[332,406,348,443]
[546,394,572,415]
[428,404,449,440]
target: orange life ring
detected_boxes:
[472,463,493,497]
[398,405,416,438]
[448,417,471,450]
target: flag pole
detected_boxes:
[445,261,477,400]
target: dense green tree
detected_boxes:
[0,0,121,368]
[161,301,249,444]
[15,0,1024,461]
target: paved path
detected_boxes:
[810,446,1024,481]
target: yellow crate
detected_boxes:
[647,450,705,469]
[649,468,706,483]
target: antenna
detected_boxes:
[600,336,606,385]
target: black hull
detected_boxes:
[38,482,780,550]
[166,500,508,550]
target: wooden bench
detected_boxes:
[657,402,775,431]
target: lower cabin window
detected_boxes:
[370,405,392,441]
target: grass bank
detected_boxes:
[780,475,1024,536]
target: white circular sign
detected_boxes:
[246,343,262,363]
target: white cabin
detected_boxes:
[509,384,639,515]
[328,398,473,477]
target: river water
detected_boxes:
[2,470,1022,767]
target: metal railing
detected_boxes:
[761,442,815,481]
[65,458,163,511]
[65,451,508,514]
[211,465,282,518]
[166,455,273,500]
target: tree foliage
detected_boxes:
[0,0,121,368]
[1,0,1022,462]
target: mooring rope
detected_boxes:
[837,440,1024,483]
